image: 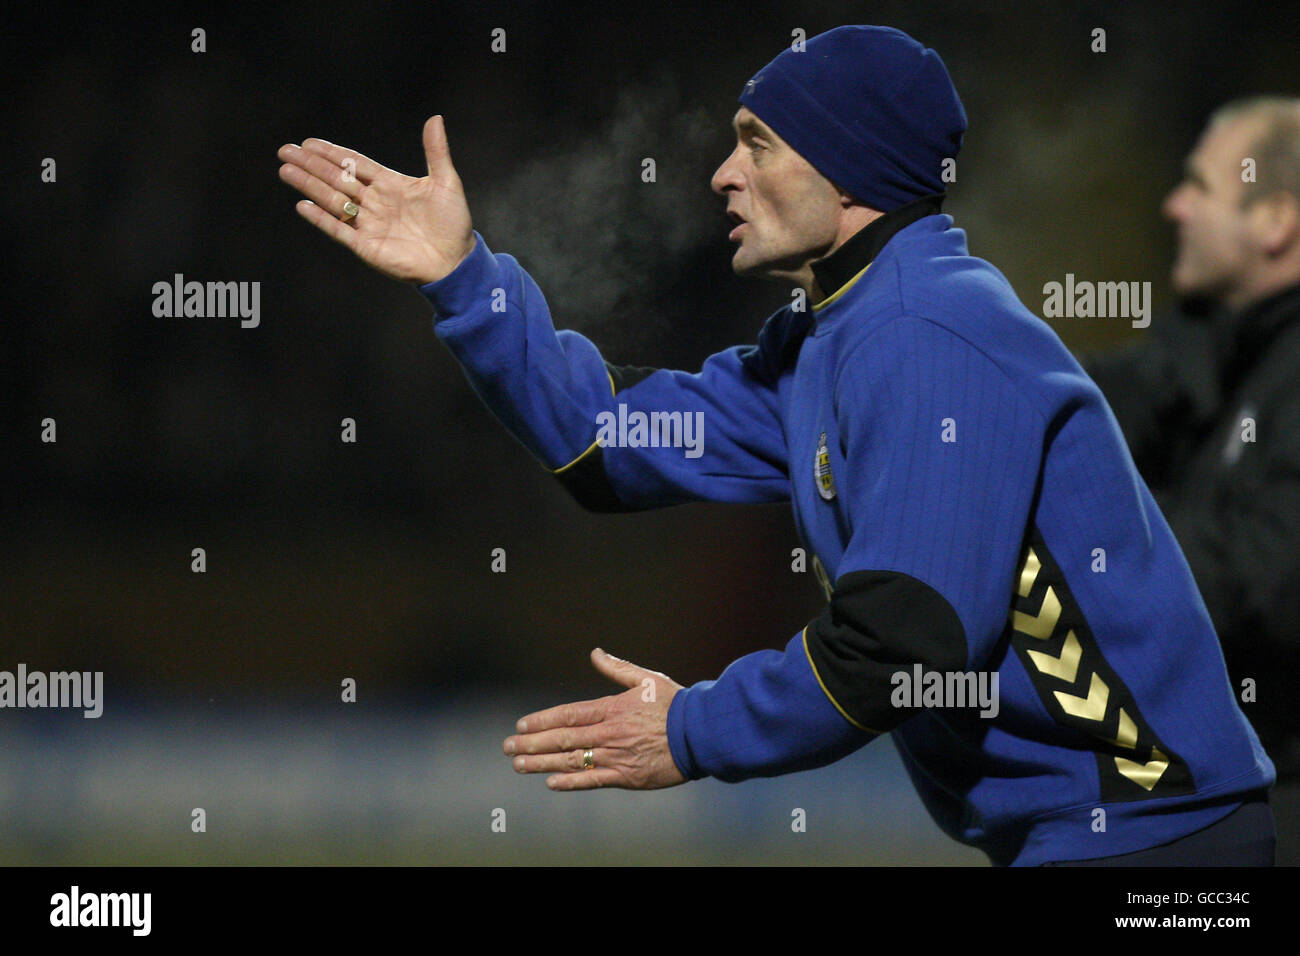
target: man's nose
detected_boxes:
[1162,184,1187,223]
[711,147,744,196]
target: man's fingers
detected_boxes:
[297,138,388,182]
[514,698,607,735]
[511,748,607,775]
[292,199,359,250]
[590,647,653,690]
[277,144,363,200]
[546,768,623,791]
[278,162,359,222]
[422,114,456,180]
[506,724,607,757]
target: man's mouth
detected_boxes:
[727,210,747,241]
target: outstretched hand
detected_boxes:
[504,649,688,791]
[277,115,476,284]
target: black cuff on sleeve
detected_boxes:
[605,362,660,392]
[553,446,634,513]
[553,362,666,512]
[550,362,663,513]
[803,569,968,733]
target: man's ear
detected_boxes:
[1251,190,1300,257]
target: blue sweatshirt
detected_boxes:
[418,208,1274,866]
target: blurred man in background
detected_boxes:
[1081,97,1300,864]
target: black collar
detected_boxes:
[810,192,947,305]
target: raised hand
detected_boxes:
[277,115,476,285]
[504,649,688,791]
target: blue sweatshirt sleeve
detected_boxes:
[666,630,876,782]
[419,231,790,507]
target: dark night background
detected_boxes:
[4,0,1296,863]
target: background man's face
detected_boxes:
[711,107,842,280]
[1163,116,1263,304]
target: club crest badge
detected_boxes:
[814,431,836,501]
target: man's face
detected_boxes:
[711,107,842,280]
[1162,116,1265,304]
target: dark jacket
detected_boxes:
[1080,283,1300,776]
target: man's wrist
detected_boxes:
[665,686,703,780]
[417,231,496,320]
[411,233,479,286]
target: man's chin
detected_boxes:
[731,251,764,279]
[1170,273,1228,315]
[1169,267,1196,298]
[1171,270,1218,303]
[731,249,796,283]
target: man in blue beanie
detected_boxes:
[277,26,1276,866]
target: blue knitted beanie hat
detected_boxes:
[739,25,967,211]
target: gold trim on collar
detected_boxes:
[812,261,872,313]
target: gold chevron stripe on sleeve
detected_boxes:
[1018,547,1041,597]
[1104,707,1139,751]
[1026,630,1082,683]
[1007,531,1187,797]
[1115,748,1170,791]
[1011,585,1061,640]
[1053,672,1110,722]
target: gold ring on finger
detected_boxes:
[582,748,595,771]
[341,200,360,221]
